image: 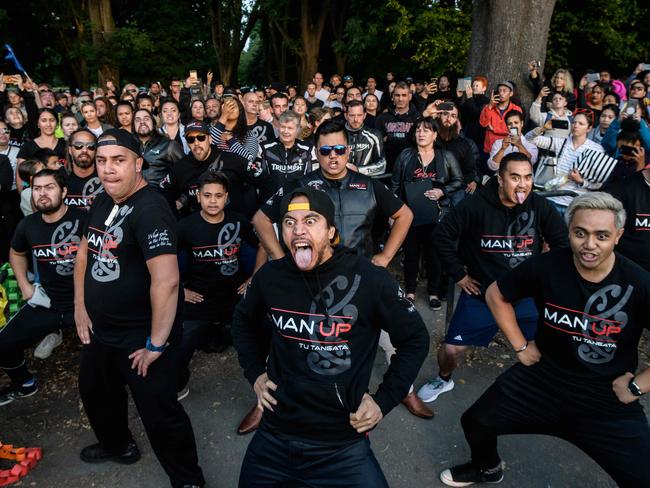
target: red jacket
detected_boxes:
[479,101,523,153]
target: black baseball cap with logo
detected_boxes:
[97,128,147,167]
[185,120,210,135]
[280,186,340,244]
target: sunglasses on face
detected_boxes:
[186,135,207,144]
[39,89,53,94]
[0,128,9,134]
[318,145,347,156]
[72,142,97,151]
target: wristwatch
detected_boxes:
[628,377,644,397]
[146,336,167,353]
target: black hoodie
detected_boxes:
[434,177,568,298]
[231,246,429,442]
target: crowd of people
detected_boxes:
[0,60,650,487]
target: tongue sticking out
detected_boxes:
[515,192,526,204]
[295,247,313,270]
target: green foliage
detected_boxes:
[547,0,650,74]
[341,0,471,78]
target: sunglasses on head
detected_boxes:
[318,144,347,156]
[72,142,97,150]
[186,134,207,144]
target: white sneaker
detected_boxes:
[417,377,455,403]
[34,330,63,359]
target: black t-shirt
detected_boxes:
[247,120,277,145]
[11,207,87,311]
[607,171,650,271]
[65,170,103,211]
[17,138,67,163]
[84,186,181,348]
[178,210,257,320]
[498,248,650,384]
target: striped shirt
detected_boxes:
[529,134,604,206]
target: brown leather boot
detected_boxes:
[401,391,434,419]
[237,404,263,435]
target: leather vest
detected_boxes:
[301,170,377,256]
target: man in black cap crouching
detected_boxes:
[232,187,430,487]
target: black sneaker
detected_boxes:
[440,461,504,486]
[429,297,442,310]
[0,381,38,406]
[80,441,141,465]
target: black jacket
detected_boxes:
[391,147,463,199]
[435,134,480,185]
[232,246,429,441]
[141,132,185,189]
[261,139,316,189]
[346,124,386,177]
[434,177,569,297]
[459,94,489,158]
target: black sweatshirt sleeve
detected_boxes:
[372,271,429,415]
[231,268,272,386]
[433,203,470,282]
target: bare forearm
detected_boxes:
[383,207,412,261]
[74,239,88,306]
[486,282,526,349]
[149,280,178,345]
[253,211,285,260]
[9,251,30,291]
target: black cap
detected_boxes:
[280,187,336,228]
[97,128,147,167]
[185,120,210,135]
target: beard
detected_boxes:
[35,196,62,214]
[73,155,94,169]
[438,122,459,142]
[137,125,154,137]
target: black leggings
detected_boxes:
[403,223,440,295]
[461,362,650,488]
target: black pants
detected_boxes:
[403,223,440,295]
[0,305,73,382]
[177,319,210,391]
[461,362,650,487]
[78,338,204,488]
[239,426,389,487]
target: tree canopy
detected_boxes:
[0,0,648,89]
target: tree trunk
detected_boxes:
[208,0,259,86]
[466,0,556,109]
[87,0,118,87]
[298,0,329,87]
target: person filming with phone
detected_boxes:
[478,81,522,155]
[487,111,538,174]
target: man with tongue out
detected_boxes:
[232,186,429,487]
[417,152,568,405]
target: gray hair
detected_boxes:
[565,192,626,229]
[278,110,300,127]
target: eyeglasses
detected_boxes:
[186,135,207,144]
[71,142,97,151]
[318,145,347,156]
